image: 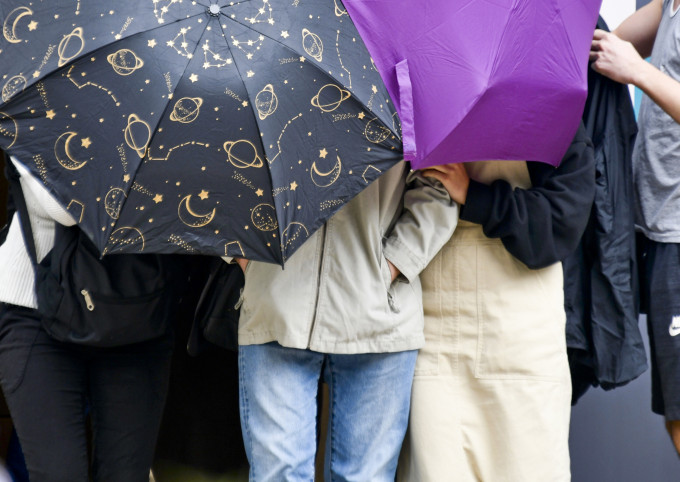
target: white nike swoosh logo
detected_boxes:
[669,324,680,337]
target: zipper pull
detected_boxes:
[81,290,95,311]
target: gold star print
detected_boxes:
[242,101,249,107]
[255,189,264,197]
[319,148,328,159]
[123,174,131,183]
[153,194,163,203]
[198,190,209,200]
[27,20,38,31]
[372,85,378,94]
[246,70,255,78]
[148,39,157,48]
[358,112,366,120]
[299,57,306,62]
[281,31,289,38]
[290,181,298,191]
[81,137,92,148]
[189,74,198,83]
[45,110,56,119]
[32,71,40,79]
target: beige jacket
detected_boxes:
[238,161,459,354]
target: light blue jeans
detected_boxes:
[238,342,417,481]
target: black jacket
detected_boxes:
[562,17,647,404]
[460,122,596,270]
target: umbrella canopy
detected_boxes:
[342,0,602,168]
[0,0,401,264]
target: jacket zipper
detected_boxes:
[81,290,95,311]
[307,223,327,348]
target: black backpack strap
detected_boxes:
[4,156,40,267]
[0,151,15,246]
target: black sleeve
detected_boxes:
[459,122,595,269]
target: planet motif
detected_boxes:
[224,140,264,169]
[104,188,126,219]
[334,0,348,16]
[169,97,203,123]
[302,28,323,62]
[282,222,309,253]
[107,49,145,76]
[124,114,151,158]
[57,27,85,67]
[311,84,352,113]
[392,112,402,135]
[251,204,278,232]
[255,84,278,120]
[1,75,26,102]
[107,227,145,253]
[0,112,18,148]
[364,118,391,144]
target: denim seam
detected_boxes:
[238,349,256,482]
[327,355,338,482]
[6,325,40,395]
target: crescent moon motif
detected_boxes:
[178,195,216,228]
[3,6,33,44]
[54,132,89,170]
[311,155,342,188]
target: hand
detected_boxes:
[421,163,470,205]
[387,259,400,283]
[234,257,249,273]
[590,29,647,85]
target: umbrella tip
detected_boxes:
[208,4,221,17]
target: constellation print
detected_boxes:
[65,65,119,105]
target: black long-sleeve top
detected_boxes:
[459,123,596,269]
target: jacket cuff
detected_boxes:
[382,236,425,283]
[460,179,493,225]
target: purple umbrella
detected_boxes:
[342,0,602,168]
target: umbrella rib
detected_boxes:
[214,15,285,253]
[217,9,399,140]
[140,18,217,168]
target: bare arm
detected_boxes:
[590,28,680,125]
[613,0,663,57]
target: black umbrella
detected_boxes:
[0,0,401,264]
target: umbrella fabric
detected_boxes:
[0,0,401,264]
[342,0,602,168]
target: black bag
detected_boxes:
[188,258,244,355]
[7,160,176,347]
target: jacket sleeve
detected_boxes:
[382,171,459,282]
[459,123,595,269]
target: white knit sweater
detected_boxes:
[0,157,75,308]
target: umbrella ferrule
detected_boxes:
[208,4,221,17]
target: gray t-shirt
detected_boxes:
[634,0,680,241]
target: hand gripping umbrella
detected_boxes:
[342,0,602,168]
[0,0,401,264]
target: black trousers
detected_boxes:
[0,303,173,482]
